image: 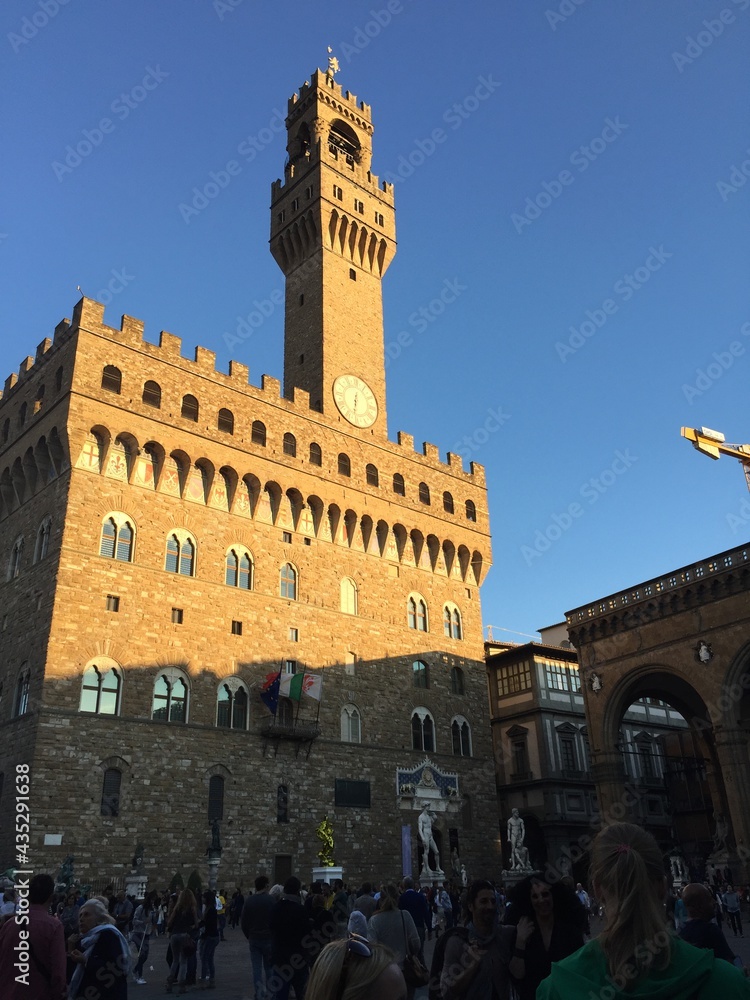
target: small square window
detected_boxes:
[466,588,472,599]
[277,210,286,223]
[291,198,299,211]
[289,628,299,642]
[304,538,311,546]
[171,607,183,624]
[284,659,297,674]
[231,620,243,636]
[106,594,120,613]
[349,268,357,281]
[283,531,292,544]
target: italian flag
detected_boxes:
[280,672,322,701]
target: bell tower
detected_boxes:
[270,67,396,437]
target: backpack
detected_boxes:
[428,925,469,1000]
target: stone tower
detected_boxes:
[271,69,396,435]
[0,68,496,887]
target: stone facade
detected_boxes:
[566,544,750,879]
[0,69,498,891]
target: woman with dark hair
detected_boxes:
[538,822,749,998]
[165,888,198,993]
[505,872,584,1000]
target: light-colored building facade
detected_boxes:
[0,69,498,889]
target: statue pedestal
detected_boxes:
[125,871,148,900]
[312,865,343,886]
[207,850,222,892]
[418,867,446,888]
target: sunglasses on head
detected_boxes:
[335,933,373,1000]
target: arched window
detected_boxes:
[55,366,64,392]
[393,473,405,496]
[218,408,234,434]
[101,365,121,393]
[465,499,477,522]
[338,453,351,477]
[418,482,430,505]
[283,433,297,457]
[412,660,429,689]
[208,775,224,821]
[101,768,122,817]
[152,670,189,723]
[142,381,162,408]
[443,491,454,514]
[341,704,361,743]
[79,664,121,715]
[411,709,435,752]
[34,518,52,563]
[366,464,379,487]
[14,666,30,717]
[8,537,24,580]
[450,667,465,696]
[34,384,45,413]
[340,577,358,615]
[225,548,253,590]
[2,418,9,444]
[181,394,199,421]
[18,402,27,427]
[309,442,322,466]
[99,515,134,562]
[280,563,297,600]
[452,717,472,757]
[407,594,428,632]
[165,534,196,576]
[216,679,249,730]
[252,421,266,446]
[443,604,463,640]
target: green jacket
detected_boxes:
[537,935,750,999]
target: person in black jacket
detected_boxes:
[268,877,313,1000]
[680,883,746,973]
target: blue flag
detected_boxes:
[260,670,281,715]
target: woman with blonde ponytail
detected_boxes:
[538,822,749,998]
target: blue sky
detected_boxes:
[3,0,748,640]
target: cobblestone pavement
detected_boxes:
[130,927,435,1000]
[130,915,750,999]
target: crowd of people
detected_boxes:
[1,823,750,999]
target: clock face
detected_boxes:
[332,375,378,428]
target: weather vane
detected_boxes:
[326,46,340,82]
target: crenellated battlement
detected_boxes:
[289,69,372,126]
[0,318,72,399]
[0,296,480,482]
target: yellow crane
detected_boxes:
[680,426,750,492]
